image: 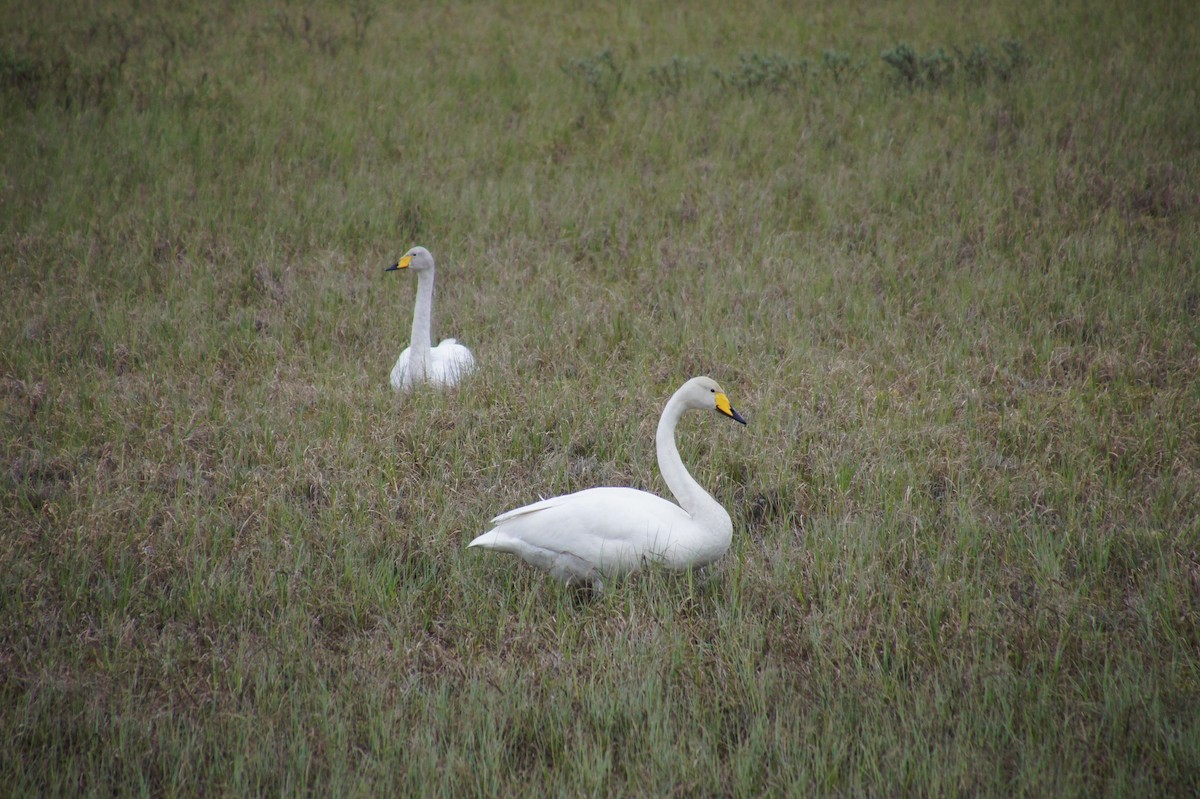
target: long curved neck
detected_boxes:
[408,268,435,379]
[656,390,727,525]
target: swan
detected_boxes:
[386,246,476,391]
[468,376,747,588]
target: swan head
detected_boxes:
[385,246,435,274]
[683,376,747,425]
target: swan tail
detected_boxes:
[467,528,601,586]
[467,530,502,549]
[488,495,567,525]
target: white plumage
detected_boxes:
[468,376,747,588]
[386,246,475,391]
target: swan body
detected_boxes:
[389,339,475,390]
[468,376,747,587]
[386,246,475,391]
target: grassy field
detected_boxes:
[3,0,1199,795]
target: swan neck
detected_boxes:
[655,391,725,525]
[408,267,435,376]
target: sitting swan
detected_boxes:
[386,246,476,391]
[468,376,747,588]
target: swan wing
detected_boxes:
[389,347,413,391]
[391,342,474,389]
[470,487,697,579]
[429,339,476,385]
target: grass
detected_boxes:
[2,0,1199,795]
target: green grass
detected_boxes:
[3,0,1199,795]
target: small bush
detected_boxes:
[0,47,131,111]
[562,49,624,113]
[822,50,855,84]
[963,40,1028,84]
[0,51,47,109]
[648,56,704,99]
[884,40,1025,90]
[714,53,810,96]
[881,44,920,86]
[920,48,955,87]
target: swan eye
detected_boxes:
[710,388,715,393]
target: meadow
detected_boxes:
[2,0,1198,795]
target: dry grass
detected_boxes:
[2,0,1199,795]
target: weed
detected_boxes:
[882,43,958,89]
[562,48,624,113]
[821,49,855,84]
[0,51,47,109]
[350,0,376,53]
[920,47,955,87]
[269,8,343,56]
[963,40,1029,84]
[884,40,1028,90]
[714,52,810,95]
[0,33,132,112]
[881,43,920,86]
[648,56,705,99]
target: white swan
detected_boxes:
[468,376,747,588]
[386,246,476,391]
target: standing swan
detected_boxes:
[468,376,747,588]
[386,246,476,391]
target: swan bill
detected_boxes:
[385,254,414,272]
[715,392,747,425]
